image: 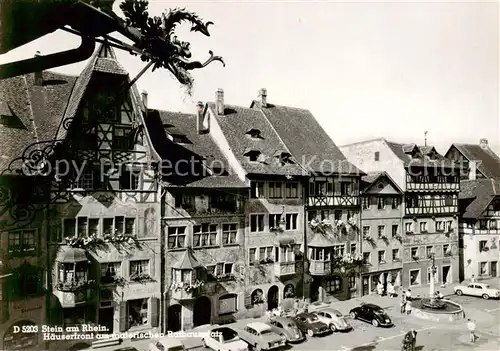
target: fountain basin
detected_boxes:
[411,298,465,323]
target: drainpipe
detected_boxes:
[159,184,165,333]
[302,178,308,299]
[358,196,363,297]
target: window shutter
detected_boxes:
[150,297,159,327]
[119,301,127,332]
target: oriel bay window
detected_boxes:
[276,246,295,263]
[101,262,121,284]
[57,261,89,291]
[130,260,150,281]
[193,224,217,247]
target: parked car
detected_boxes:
[312,308,352,332]
[236,322,286,351]
[149,337,185,351]
[454,283,500,300]
[201,325,249,351]
[267,316,305,343]
[292,312,330,337]
[349,304,393,327]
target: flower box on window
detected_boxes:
[215,273,236,282]
[406,231,414,235]
[347,217,357,228]
[412,256,419,261]
[308,219,333,234]
[259,258,274,264]
[444,252,452,257]
[269,227,284,233]
[480,247,490,252]
[393,258,402,263]
[56,279,94,292]
[129,273,153,283]
[394,234,403,243]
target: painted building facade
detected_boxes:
[0,44,162,350]
[359,172,404,296]
[146,107,248,331]
[340,139,461,290]
[458,179,500,281]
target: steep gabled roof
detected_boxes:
[385,140,458,168]
[208,103,304,177]
[308,233,334,247]
[449,144,500,178]
[172,249,202,269]
[459,178,500,219]
[252,102,363,176]
[145,109,246,188]
[0,72,77,173]
[360,171,404,194]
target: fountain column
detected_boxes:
[429,253,436,302]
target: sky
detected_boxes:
[1,0,499,155]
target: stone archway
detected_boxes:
[267,285,279,310]
[167,304,182,332]
[3,320,38,350]
[193,296,211,327]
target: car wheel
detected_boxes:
[280,334,287,343]
[329,324,337,332]
[350,312,357,319]
[307,329,314,337]
[456,289,463,296]
[482,294,490,300]
[372,319,379,327]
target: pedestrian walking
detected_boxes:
[467,319,476,343]
[405,300,412,315]
[400,292,407,314]
[471,274,476,283]
[410,329,417,350]
[405,289,412,302]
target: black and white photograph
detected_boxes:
[0,0,498,350]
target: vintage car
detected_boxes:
[292,312,330,337]
[149,337,185,351]
[236,322,286,351]
[312,308,352,332]
[349,303,393,327]
[201,325,249,351]
[267,316,305,343]
[454,283,500,300]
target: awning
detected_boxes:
[56,246,88,263]
[277,235,295,246]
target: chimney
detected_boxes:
[196,101,209,134]
[216,88,224,115]
[480,138,488,149]
[468,161,477,180]
[259,88,267,107]
[34,51,43,86]
[141,90,148,110]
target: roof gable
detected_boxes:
[253,102,362,175]
[460,178,500,219]
[384,139,456,168]
[450,144,500,178]
[361,172,403,194]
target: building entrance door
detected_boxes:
[491,262,497,277]
[193,296,211,327]
[167,304,182,332]
[267,285,279,311]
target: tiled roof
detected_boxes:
[0,72,77,174]
[459,178,500,219]
[385,140,458,168]
[145,109,247,188]
[208,103,304,177]
[418,145,437,155]
[94,57,128,75]
[254,103,363,175]
[452,144,500,178]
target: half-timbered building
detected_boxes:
[250,90,364,301]
[0,43,162,350]
[458,178,500,281]
[359,172,404,296]
[340,139,461,289]
[145,106,248,331]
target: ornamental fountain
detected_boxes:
[411,252,465,323]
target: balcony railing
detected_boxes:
[309,260,331,276]
[274,261,296,277]
[406,182,459,192]
[307,195,359,207]
[170,280,204,300]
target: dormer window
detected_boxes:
[246,128,263,139]
[244,149,262,162]
[274,152,294,165]
[171,134,192,145]
[0,101,24,128]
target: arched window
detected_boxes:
[219,293,238,315]
[3,321,38,350]
[251,289,264,305]
[284,284,295,298]
[325,276,342,293]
